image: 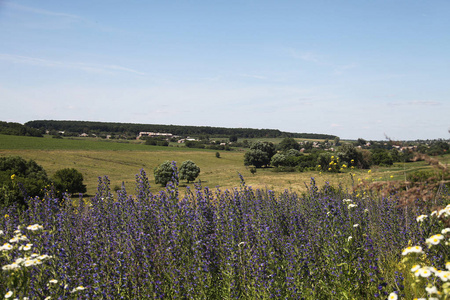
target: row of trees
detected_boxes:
[154,160,200,186]
[0,156,86,208]
[0,121,43,137]
[25,120,337,140]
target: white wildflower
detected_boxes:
[2,263,20,271]
[416,214,427,222]
[9,236,20,243]
[415,267,433,278]
[24,258,43,267]
[26,224,43,231]
[70,286,86,293]
[388,292,398,300]
[0,243,13,251]
[348,203,357,209]
[20,244,33,251]
[426,286,438,294]
[15,257,26,265]
[4,291,13,299]
[435,270,450,282]
[442,228,450,234]
[438,205,450,217]
[411,264,421,272]
[426,234,444,246]
[402,246,423,255]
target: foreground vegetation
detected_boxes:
[0,169,448,299]
[1,129,450,298]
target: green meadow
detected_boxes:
[0,134,448,196]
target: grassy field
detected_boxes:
[1,134,448,197]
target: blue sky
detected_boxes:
[0,1,449,140]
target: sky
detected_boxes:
[0,0,449,141]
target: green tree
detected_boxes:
[285,149,301,157]
[270,153,287,167]
[154,161,177,186]
[250,141,276,158]
[52,168,87,195]
[243,141,277,168]
[244,149,270,168]
[278,137,300,152]
[337,144,371,169]
[371,149,394,166]
[334,136,341,146]
[0,156,49,208]
[179,160,201,183]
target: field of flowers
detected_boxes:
[1,163,449,299]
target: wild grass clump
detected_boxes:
[0,166,448,299]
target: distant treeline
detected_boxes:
[0,121,43,137]
[25,120,337,140]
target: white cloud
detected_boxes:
[4,2,81,19]
[333,63,358,75]
[291,51,322,63]
[0,53,146,76]
[239,74,267,80]
[388,100,441,106]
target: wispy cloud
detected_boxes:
[388,100,441,106]
[239,73,267,80]
[0,53,146,76]
[3,1,127,35]
[333,63,358,75]
[288,48,357,76]
[4,2,81,20]
[289,49,322,63]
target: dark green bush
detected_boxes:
[52,168,87,195]
[0,156,49,208]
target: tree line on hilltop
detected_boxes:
[0,121,43,137]
[24,120,337,140]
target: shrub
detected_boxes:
[0,156,49,208]
[244,149,270,168]
[270,153,286,167]
[337,144,371,169]
[406,169,445,184]
[154,161,177,186]
[179,160,200,183]
[371,149,394,166]
[277,137,300,152]
[52,168,87,195]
